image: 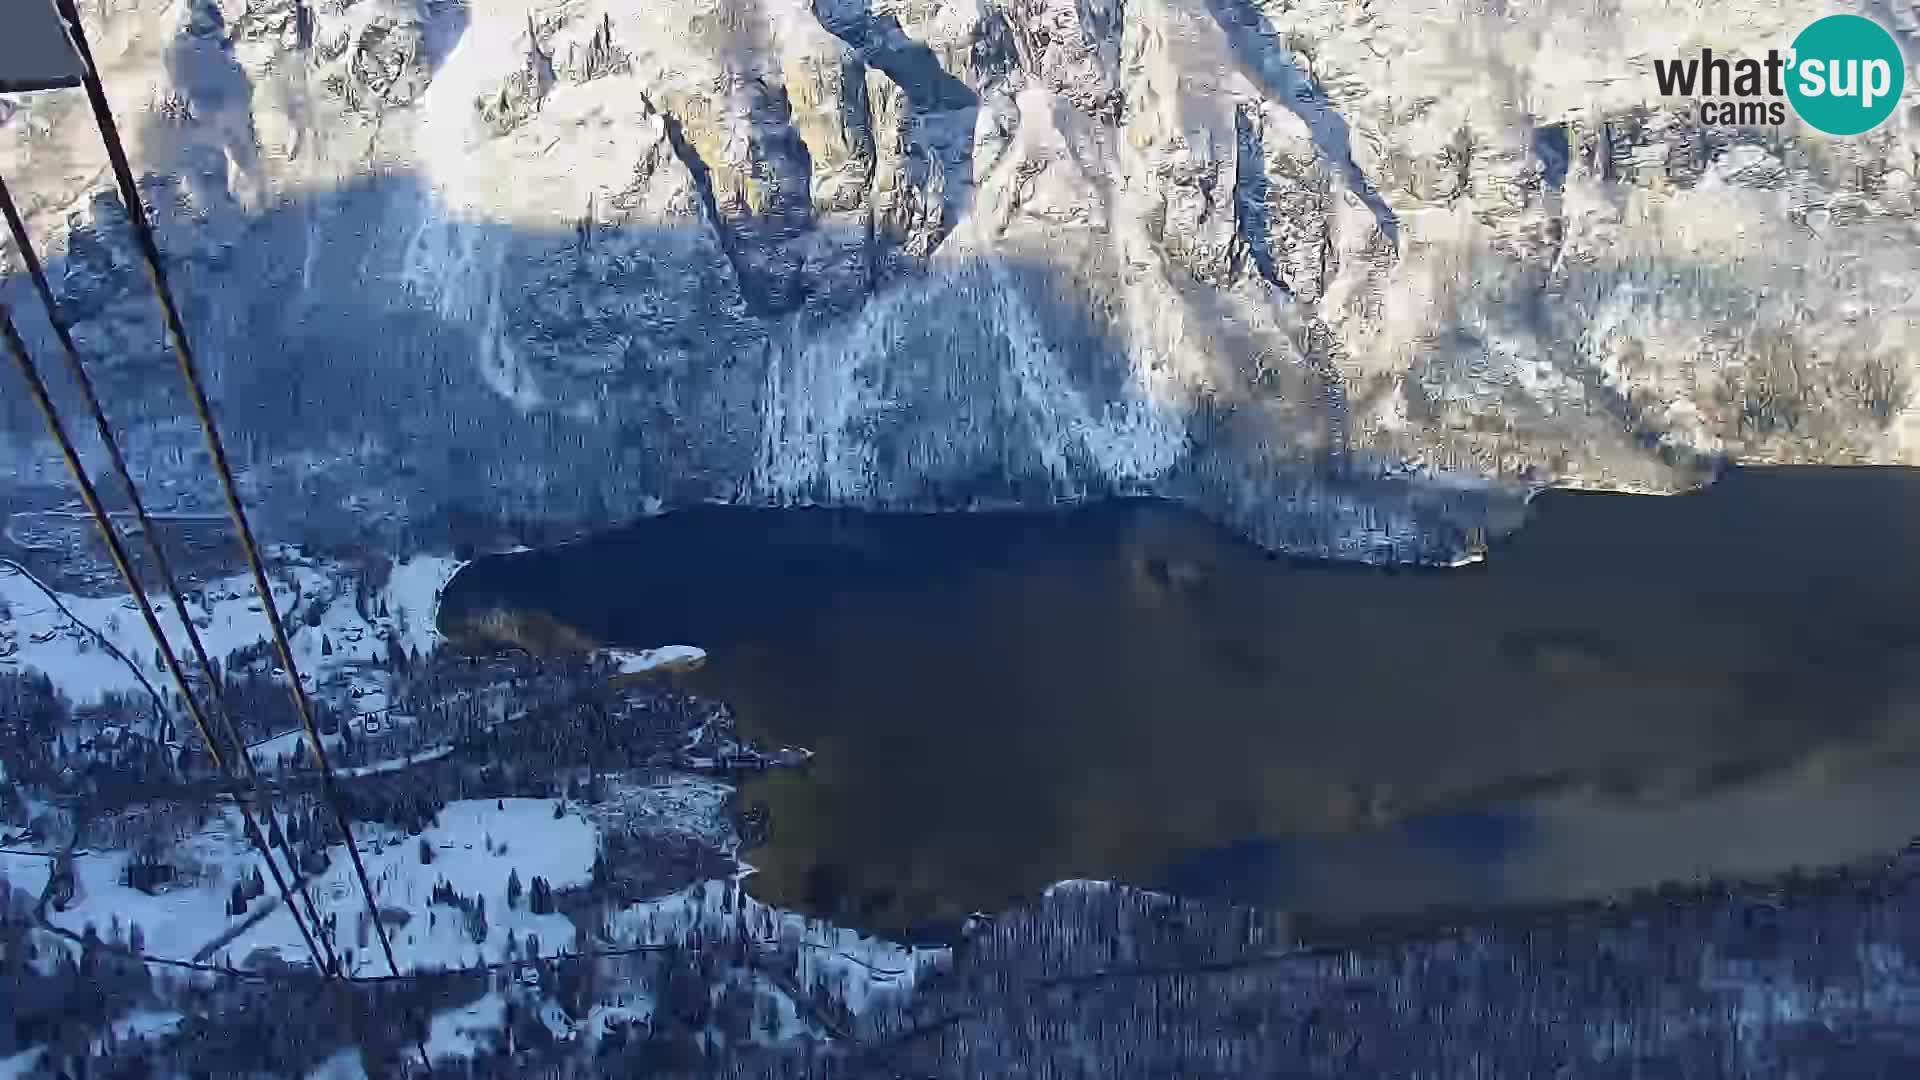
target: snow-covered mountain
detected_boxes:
[2,0,1916,562]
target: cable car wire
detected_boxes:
[0,173,337,972]
[0,306,330,975]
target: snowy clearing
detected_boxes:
[30,798,595,976]
[225,798,594,975]
[0,551,456,715]
[41,809,283,964]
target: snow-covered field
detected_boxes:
[407,871,943,1059]
[41,813,276,962]
[605,880,949,1017]
[10,798,595,976]
[222,798,595,975]
[1,541,967,1060]
[424,992,508,1060]
[0,550,466,716]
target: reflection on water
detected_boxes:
[1161,757,1920,923]
[441,468,1920,932]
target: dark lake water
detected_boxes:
[440,469,1920,933]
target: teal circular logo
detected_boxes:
[1787,15,1906,135]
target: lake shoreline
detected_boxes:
[439,466,1920,931]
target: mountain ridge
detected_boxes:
[1,0,1915,562]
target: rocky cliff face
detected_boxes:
[2,0,1916,562]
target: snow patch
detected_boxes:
[425,993,506,1060]
[228,798,593,975]
[0,1048,46,1080]
[1042,878,1174,903]
[586,999,654,1044]
[332,743,454,778]
[605,645,706,676]
[0,550,447,730]
[43,810,283,964]
[107,1009,183,1044]
[382,555,467,659]
[304,1046,368,1080]
[537,998,577,1041]
[0,851,55,907]
[246,728,343,770]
